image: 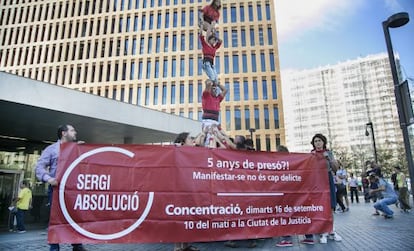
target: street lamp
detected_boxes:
[249,128,256,140]
[382,12,414,202]
[365,122,378,164]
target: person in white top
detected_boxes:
[348,173,359,203]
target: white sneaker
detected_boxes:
[329,232,342,241]
[320,234,328,244]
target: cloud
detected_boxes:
[274,0,363,42]
[383,0,404,13]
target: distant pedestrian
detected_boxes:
[394,166,411,212]
[10,180,32,233]
[348,173,359,203]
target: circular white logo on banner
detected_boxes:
[59,146,154,240]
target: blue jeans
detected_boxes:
[373,196,397,216]
[16,209,26,231]
[202,61,218,83]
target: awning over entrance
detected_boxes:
[0,71,201,153]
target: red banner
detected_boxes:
[49,143,332,243]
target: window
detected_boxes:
[171,84,176,104]
[233,55,239,73]
[225,82,230,101]
[198,56,203,75]
[119,17,123,32]
[262,79,268,100]
[253,80,258,100]
[181,10,186,27]
[149,13,154,29]
[226,109,231,130]
[130,61,135,79]
[270,52,275,71]
[224,55,229,74]
[137,86,142,105]
[124,39,129,55]
[173,11,178,27]
[198,81,202,102]
[163,58,168,77]
[234,81,240,101]
[231,29,238,47]
[264,106,269,129]
[223,30,228,48]
[162,84,167,104]
[260,52,266,71]
[145,86,150,105]
[189,32,194,50]
[179,83,184,103]
[251,53,257,72]
[265,3,271,20]
[139,37,144,54]
[266,137,271,152]
[172,34,177,51]
[242,54,248,72]
[126,16,131,32]
[223,7,227,23]
[171,58,176,77]
[231,7,237,22]
[257,4,262,21]
[180,33,185,51]
[157,12,162,29]
[141,14,146,30]
[254,107,260,129]
[146,60,151,79]
[138,60,143,79]
[165,12,170,28]
[189,82,193,103]
[134,15,138,31]
[189,57,194,76]
[164,34,169,52]
[241,29,246,46]
[272,78,277,99]
[180,57,185,76]
[273,106,279,128]
[245,108,250,129]
[259,28,264,45]
[243,80,249,100]
[189,9,194,26]
[248,5,253,21]
[154,85,158,105]
[240,5,245,22]
[148,36,153,53]
[154,59,159,78]
[235,108,241,130]
[267,27,273,45]
[132,38,137,54]
[250,28,255,46]
[156,35,161,52]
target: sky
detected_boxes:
[274,0,414,81]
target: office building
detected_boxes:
[282,53,404,162]
[0,0,285,151]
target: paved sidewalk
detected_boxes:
[1,201,413,251]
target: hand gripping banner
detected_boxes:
[48,143,332,243]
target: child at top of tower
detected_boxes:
[199,0,221,33]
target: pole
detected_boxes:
[382,14,414,203]
[368,122,378,163]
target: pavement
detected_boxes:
[1,200,413,251]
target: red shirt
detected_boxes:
[199,34,222,61]
[202,5,220,23]
[202,90,224,121]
